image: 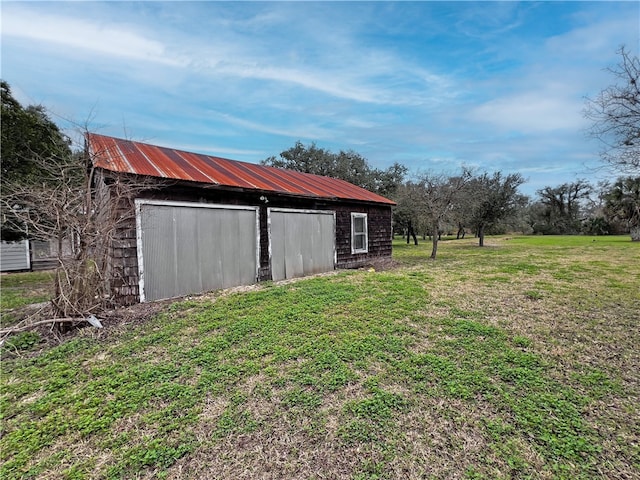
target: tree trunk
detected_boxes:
[478,225,485,247]
[407,220,418,245]
[631,226,640,242]
[430,220,439,259]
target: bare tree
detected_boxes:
[393,182,423,245]
[412,169,472,259]
[2,132,160,330]
[585,46,640,174]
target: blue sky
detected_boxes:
[2,1,638,196]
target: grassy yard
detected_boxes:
[1,236,638,479]
[0,271,54,328]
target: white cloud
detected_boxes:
[2,1,629,198]
[205,110,334,141]
[2,7,186,67]
[2,4,451,107]
[545,14,639,61]
[470,91,584,133]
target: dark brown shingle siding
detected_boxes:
[102,175,392,305]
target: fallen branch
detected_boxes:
[0,316,102,337]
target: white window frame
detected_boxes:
[351,212,368,254]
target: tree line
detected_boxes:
[261,46,640,247]
[264,141,640,252]
[0,47,638,321]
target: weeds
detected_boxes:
[0,236,638,479]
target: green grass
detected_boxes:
[1,235,638,479]
[1,271,54,328]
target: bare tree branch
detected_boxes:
[585,46,640,174]
[410,168,472,259]
[2,127,165,322]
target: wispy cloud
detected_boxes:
[205,110,334,141]
[2,8,186,67]
[1,1,637,197]
[470,90,585,133]
[3,3,454,107]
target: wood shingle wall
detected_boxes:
[103,176,393,305]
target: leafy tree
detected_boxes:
[584,47,640,174]
[533,180,592,234]
[582,216,611,236]
[1,80,71,184]
[449,186,475,239]
[603,176,640,241]
[467,172,526,246]
[262,141,407,197]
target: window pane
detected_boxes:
[354,217,365,233]
[354,233,365,250]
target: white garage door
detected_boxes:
[269,208,335,282]
[136,200,259,302]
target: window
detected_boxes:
[351,212,368,254]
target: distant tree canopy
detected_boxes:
[1,81,73,240]
[394,169,526,253]
[603,176,640,241]
[527,177,639,241]
[531,180,592,235]
[1,80,71,185]
[585,47,640,174]
[466,172,526,247]
[262,141,407,197]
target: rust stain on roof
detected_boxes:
[87,133,396,205]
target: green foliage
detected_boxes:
[2,332,40,352]
[345,387,408,420]
[1,81,72,240]
[0,236,638,479]
[532,180,592,235]
[262,141,407,197]
[1,81,71,183]
[603,176,640,240]
[467,171,526,246]
[524,290,543,301]
[581,216,611,236]
[0,271,53,313]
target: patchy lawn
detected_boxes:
[0,271,54,329]
[1,236,638,479]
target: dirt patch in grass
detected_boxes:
[2,236,638,479]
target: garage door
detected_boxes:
[270,208,335,282]
[136,200,259,302]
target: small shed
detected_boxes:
[88,133,395,304]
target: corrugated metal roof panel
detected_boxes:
[88,133,396,205]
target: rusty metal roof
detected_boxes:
[87,133,395,205]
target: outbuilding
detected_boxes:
[88,133,395,304]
